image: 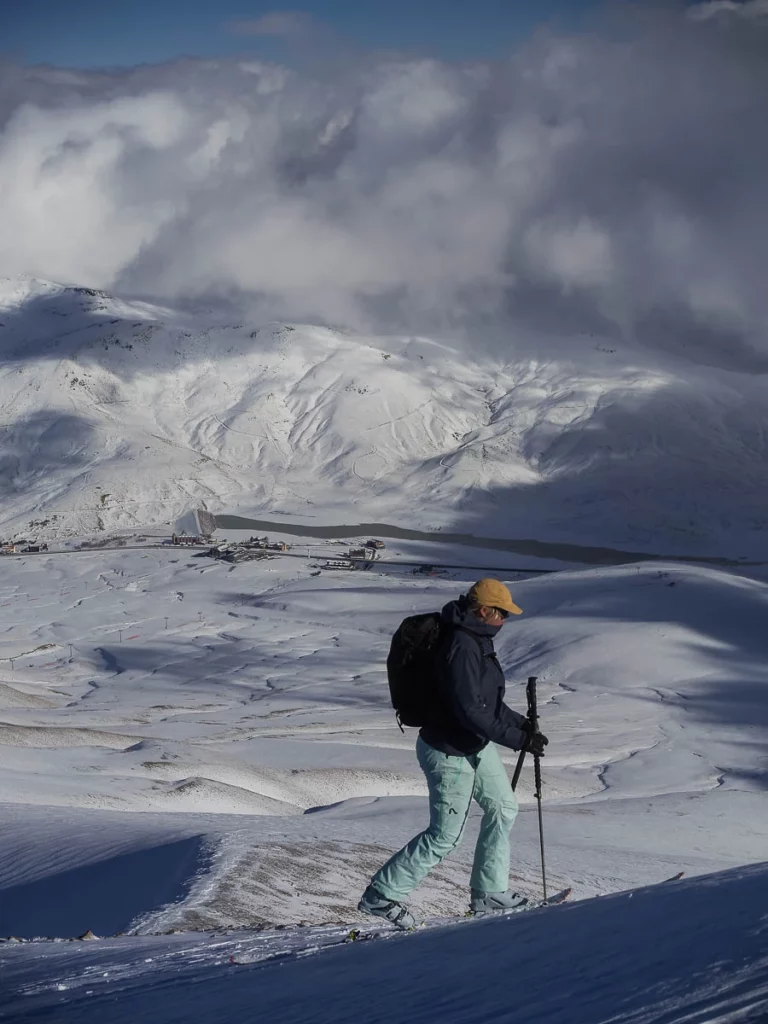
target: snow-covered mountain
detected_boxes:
[2,281,767,1012]
[1,275,767,560]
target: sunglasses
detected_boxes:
[493,607,509,620]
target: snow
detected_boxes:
[3,865,767,1023]
[0,539,767,1018]
[1,277,768,561]
[1,275,767,1019]
[0,835,206,940]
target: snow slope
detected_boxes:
[1,276,767,560]
[0,546,766,940]
[3,864,767,1023]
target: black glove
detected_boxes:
[522,729,549,757]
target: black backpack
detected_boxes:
[387,612,447,731]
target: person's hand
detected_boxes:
[523,731,549,757]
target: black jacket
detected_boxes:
[420,596,528,756]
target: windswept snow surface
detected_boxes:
[3,865,767,1023]
[1,277,767,560]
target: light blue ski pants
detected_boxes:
[371,736,519,899]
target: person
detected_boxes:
[359,578,548,929]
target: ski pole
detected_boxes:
[526,677,548,901]
[510,745,526,792]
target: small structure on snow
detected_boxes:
[320,558,358,571]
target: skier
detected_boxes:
[359,578,548,929]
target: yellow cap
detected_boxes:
[468,578,523,615]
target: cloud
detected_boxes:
[228,10,315,37]
[688,1,768,21]
[0,7,767,360]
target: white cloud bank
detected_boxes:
[1,7,767,354]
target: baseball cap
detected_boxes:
[468,578,523,615]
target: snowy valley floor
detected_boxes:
[0,541,767,1019]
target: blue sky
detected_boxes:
[0,0,619,68]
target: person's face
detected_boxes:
[477,605,509,626]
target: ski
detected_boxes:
[228,925,398,965]
[597,871,686,900]
[466,886,572,920]
[228,890,572,964]
[501,886,572,913]
[228,888,573,964]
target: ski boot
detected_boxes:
[358,885,416,930]
[470,889,528,914]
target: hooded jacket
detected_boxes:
[420,596,528,757]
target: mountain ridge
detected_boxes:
[1,276,766,559]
